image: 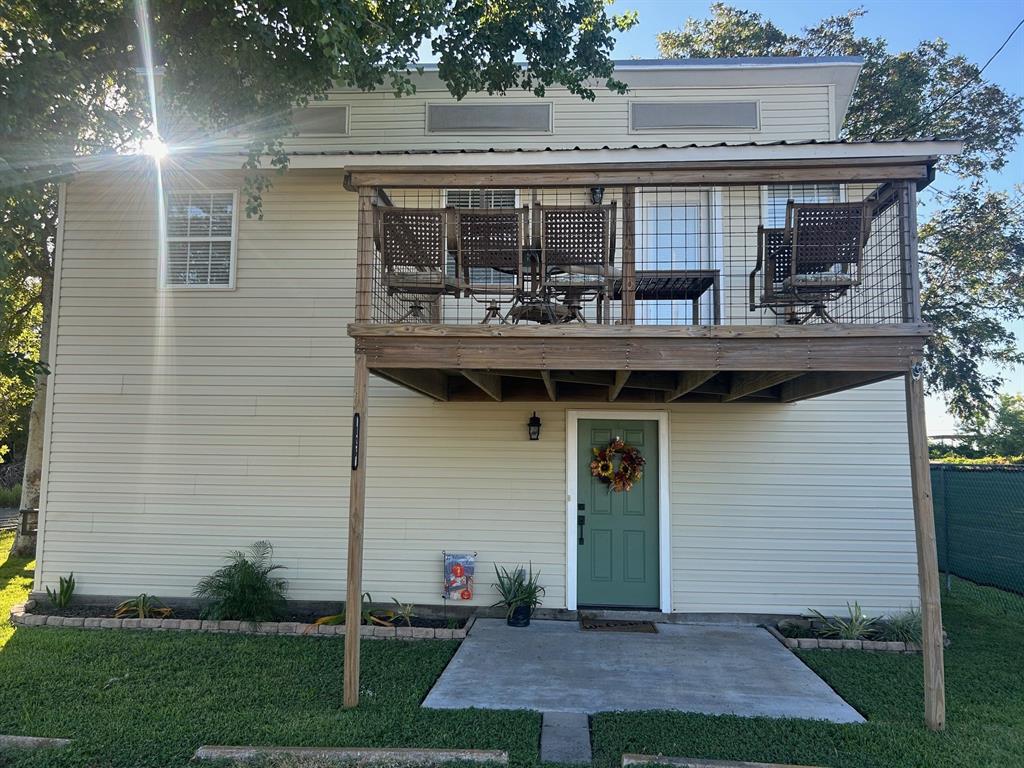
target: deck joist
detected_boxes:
[348,323,930,403]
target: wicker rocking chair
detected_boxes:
[375,207,461,322]
[749,200,873,323]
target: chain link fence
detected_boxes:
[932,463,1024,613]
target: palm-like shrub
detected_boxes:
[193,541,288,622]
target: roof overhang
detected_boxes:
[321,140,962,170]
[72,140,962,190]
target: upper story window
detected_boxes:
[764,184,841,228]
[163,190,237,288]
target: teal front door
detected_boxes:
[577,419,660,609]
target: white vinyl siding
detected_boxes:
[37,168,918,616]
[163,190,237,288]
[764,183,842,228]
[271,84,837,153]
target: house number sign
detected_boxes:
[351,413,361,470]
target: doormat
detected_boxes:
[579,618,657,633]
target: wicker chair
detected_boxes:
[749,200,872,323]
[375,207,461,322]
[454,207,528,324]
[537,202,618,323]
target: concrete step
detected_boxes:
[540,711,592,765]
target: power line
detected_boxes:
[918,16,1024,130]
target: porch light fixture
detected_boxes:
[527,412,542,441]
[589,186,605,205]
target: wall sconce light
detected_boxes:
[589,186,605,205]
[528,411,542,441]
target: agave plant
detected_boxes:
[808,601,879,640]
[491,563,545,618]
[193,541,288,623]
[46,573,75,609]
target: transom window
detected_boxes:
[163,190,237,287]
[764,184,842,228]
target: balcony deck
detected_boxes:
[349,321,930,403]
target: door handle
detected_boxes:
[577,506,586,545]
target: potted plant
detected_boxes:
[492,563,545,627]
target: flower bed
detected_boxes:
[9,600,473,640]
[765,623,921,652]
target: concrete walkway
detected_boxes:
[423,618,864,723]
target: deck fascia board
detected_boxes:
[350,323,929,374]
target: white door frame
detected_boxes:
[565,409,672,613]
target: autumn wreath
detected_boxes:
[590,437,645,492]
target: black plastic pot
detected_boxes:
[507,604,531,627]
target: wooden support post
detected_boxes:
[905,362,946,731]
[621,187,636,325]
[343,353,369,709]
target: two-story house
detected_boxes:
[34,56,955,725]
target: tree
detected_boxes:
[919,185,1024,419]
[966,394,1024,458]
[1,0,638,553]
[657,4,1024,421]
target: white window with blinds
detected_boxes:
[444,189,517,209]
[163,190,238,288]
[444,189,518,284]
[764,184,842,228]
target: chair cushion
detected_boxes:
[561,264,622,278]
[384,271,460,294]
[783,273,854,289]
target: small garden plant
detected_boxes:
[809,601,879,640]
[876,607,923,644]
[309,594,418,632]
[781,602,928,645]
[193,541,287,623]
[492,563,545,625]
[114,593,173,620]
[45,572,75,609]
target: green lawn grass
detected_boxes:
[0,530,1021,768]
[593,579,1024,768]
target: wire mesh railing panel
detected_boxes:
[357,181,913,327]
[932,463,1024,614]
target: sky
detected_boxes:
[607,0,1024,435]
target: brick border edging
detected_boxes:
[193,746,507,764]
[763,623,922,653]
[9,601,476,641]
